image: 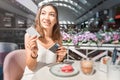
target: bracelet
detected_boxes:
[31,53,38,59]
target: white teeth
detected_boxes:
[44,21,50,25]
[43,22,50,26]
[44,22,49,25]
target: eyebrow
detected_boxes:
[50,12,56,14]
[41,10,56,14]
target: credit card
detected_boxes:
[26,26,41,37]
[49,43,59,53]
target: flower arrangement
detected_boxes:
[101,31,120,44]
[72,31,98,45]
[61,31,72,43]
[61,30,120,45]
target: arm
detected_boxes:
[24,33,38,70]
[56,36,67,62]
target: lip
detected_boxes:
[43,20,51,26]
[44,22,50,25]
[43,23,50,27]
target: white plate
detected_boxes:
[49,64,79,77]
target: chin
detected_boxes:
[42,25,49,28]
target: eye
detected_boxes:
[50,13,56,17]
[41,12,45,15]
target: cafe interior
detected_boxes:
[0,0,120,80]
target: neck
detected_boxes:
[40,36,54,44]
[44,29,52,38]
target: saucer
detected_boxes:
[49,63,79,77]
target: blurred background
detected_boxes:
[0,0,120,80]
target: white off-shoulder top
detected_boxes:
[21,41,57,80]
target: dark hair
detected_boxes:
[34,3,61,41]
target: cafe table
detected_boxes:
[32,60,107,80]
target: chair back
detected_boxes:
[3,49,26,80]
[0,42,18,65]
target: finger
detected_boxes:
[28,41,36,47]
[30,35,37,39]
[58,46,67,51]
[30,44,36,49]
[56,49,67,53]
[57,51,66,56]
[29,36,38,42]
[26,43,31,49]
[27,40,36,47]
[30,41,36,45]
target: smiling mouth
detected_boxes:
[43,21,51,26]
[44,23,50,26]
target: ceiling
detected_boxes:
[3,0,120,25]
[32,0,120,25]
[32,0,106,24]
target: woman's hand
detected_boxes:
[56,46,67,62]
[26,35,38,57]
[25,34,39,70]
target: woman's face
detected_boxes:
[40,6,57,29]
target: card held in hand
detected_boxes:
[49,43,59,53]
[26,26,41,37]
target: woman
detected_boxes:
[21,3,67,80]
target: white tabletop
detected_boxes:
[32,61,107,80]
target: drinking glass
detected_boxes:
[80,58,94,75]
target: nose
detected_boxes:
[44,14,49,20]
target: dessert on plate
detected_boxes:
[61,65,74,73]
